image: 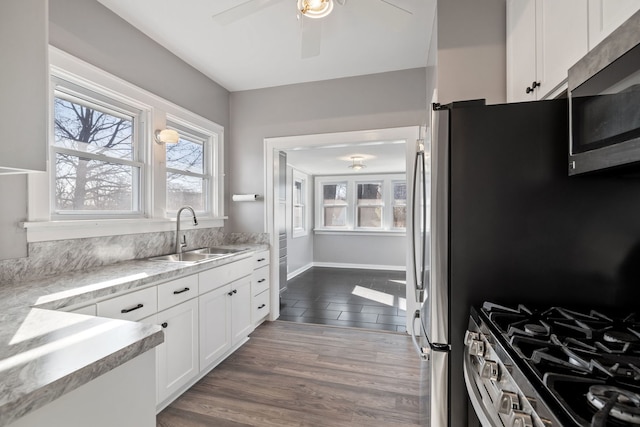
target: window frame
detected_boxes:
[291,168,309,238]
[23,46,225,243]
[314,173,406,234]
[50,78,149,220]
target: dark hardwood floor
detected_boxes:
[280,267,407,333]
[156,321,428,426]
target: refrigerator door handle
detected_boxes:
[410,309,429,360]
[411,149,427,302]
[411,310,451,360]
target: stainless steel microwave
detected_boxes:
[568,9,640,175]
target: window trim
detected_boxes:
[291,168,309,238]
[23,46,225,243]
[314,173,406,234]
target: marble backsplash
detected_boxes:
[0,228,269,286]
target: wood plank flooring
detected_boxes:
[156,321,429,426]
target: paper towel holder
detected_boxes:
[232,194,260,202]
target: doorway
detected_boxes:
[264,126,421,333]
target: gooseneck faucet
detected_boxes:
[176,206,198,254]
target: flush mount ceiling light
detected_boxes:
[297,0,334,19]
[154,129,180,145]
[348,156,366,170]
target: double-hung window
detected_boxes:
[165,122,211,213]
[321,182,348,228]
[315,174,406,232]
[292,169,309,237]
[52,80,146,218]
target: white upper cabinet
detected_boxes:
[588,0,640,49]
[0,0,48,173]
[507,0,588,102]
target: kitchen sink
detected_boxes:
[148,247,249,264]
[189,247,248,255]
[148,252,213,264]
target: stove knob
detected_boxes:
[464,330,479,345]
[480,359,499,381]
[511,411,533,427]
[498,391,520,415]
[468,338,485,357]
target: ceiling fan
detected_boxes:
[212,0,413,59]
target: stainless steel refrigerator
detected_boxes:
[410,98,640,426]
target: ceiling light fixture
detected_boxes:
[297,0,334,19]
[348,156,366,170]
[154,129,180,145]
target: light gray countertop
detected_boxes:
[0,243,267,426]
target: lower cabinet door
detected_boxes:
[156,298,199,404]
[230,277,254,345]
[199,284,231,371]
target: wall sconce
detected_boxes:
[154,129,180,145]
[348,156,366,170]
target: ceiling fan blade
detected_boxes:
[212,0,284,26]
[300,18,322,59]
[379,0,413,16]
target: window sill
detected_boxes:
[21,217,226,243]
[313,229,406,237]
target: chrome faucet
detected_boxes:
[175,206,198,254]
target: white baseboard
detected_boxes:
[287,263,313,280]
[311,262,405,272]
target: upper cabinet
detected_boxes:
[507,0,588,102]
[588,0,640,49]
[0,0,48,173]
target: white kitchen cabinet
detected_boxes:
[96,285,158,322]
[230,277,253,343]
[198,283,231,370]
[251,249,271,326]
[507,0,588,102]
[588,0,640,49]
[199,275,253,371]
[156,297,199,405]
[0,0,47,173]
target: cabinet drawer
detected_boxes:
[97,286,158,322]
[253,250,269,269]
[252,265,270,296]
[252,289,270,324]
[158,274,198,312]
[199,257,253,294]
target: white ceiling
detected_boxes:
[97,0,435,92]
[285,140,407,176]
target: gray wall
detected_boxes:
[49,0,229,127]
[437,0,506,105]
[228,68,429,233]
[314,234,406,268]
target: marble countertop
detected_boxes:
[0,243,267,426]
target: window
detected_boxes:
[23,47,225,242]
[315,174,406,233]
[392,181,407,228]
[356,182,383,228]
[292,169,309,237]
[165,126,209,213]
[52,81,145,218]
[322,182,348,228]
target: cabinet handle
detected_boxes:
[173,287,190,295]
[258,304,266,309]
[257,258,266,262]
[227,291,234,296]
[232,289,238,294]
[257,279,266,283]
[121,303,144,314]
[161,322,168,328]
[525,81,540,94]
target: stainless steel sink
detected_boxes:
[190,247,247,255]
[148,247,249,263]
[148,252,213,264]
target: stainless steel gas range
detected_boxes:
[464,302,640,426]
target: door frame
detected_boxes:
[264,126,421,331]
